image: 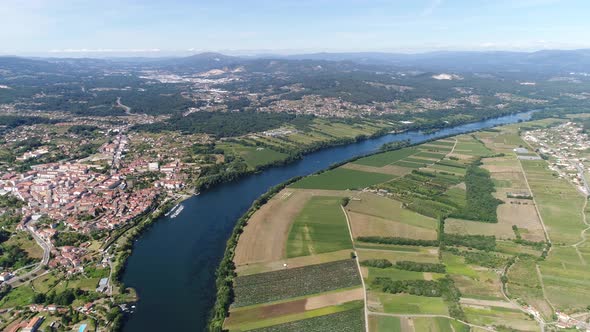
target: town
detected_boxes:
[524,122,590,195]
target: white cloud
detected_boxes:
[480,42,497,48]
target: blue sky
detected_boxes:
[1,0,589,55]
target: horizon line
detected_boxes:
[2,47,590,59]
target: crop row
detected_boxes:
[233,259,361,307]
[251,308,364,332]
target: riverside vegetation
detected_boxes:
[216,117,590,332]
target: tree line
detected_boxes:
[450,160,502,222]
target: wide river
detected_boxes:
[122,111,534,331]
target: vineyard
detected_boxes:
[233,259,361,307]
[251,307,365,332]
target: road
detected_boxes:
[341,205,369,332]
[576,164,590,195]
[116,97,132,115]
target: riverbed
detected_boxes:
[121,111,534,331]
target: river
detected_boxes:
[121,111,534,331]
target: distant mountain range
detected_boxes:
[279,49,590,73]
[2,49,590,74]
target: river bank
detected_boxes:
[119,110,535,332]
[206,111,540,330]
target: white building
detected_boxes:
[148,162,159,172]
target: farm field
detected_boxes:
[368,315,402,332]
[348,211,438,240]
[226,119,590,331]
[376,293,448,315]
[242,306,365,332]
[431,163,467,175]
[441,252,478,279]
[353,147,419,167]
[342,163,412,176]
[445,193,545,242]
[232,259,361,307]
[413,317,470,332]
[290,168,396,190]
[356,247,440,263]
[539,247,590,312]
[520,159,586,245]
[235,249,352,276]
[286,196,352,257]
[346,192,438,240]
[495,240,543,257]
[451,135,493,157]
[365,266,445,283]
[234,189,352,266]
[453,270,505,301]
[507,257,554,319]
[217,141,288,169]
[462,305,538,331]
[225,290,364,331]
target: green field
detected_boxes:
[392,161,426,168]
[347,193,437,230]
[354,148,418,167]
[426,140,456,147]
[442,252,478,278]
[67,277,102,291]
[442,187,467,208]
[378,293,448,315]
[356,247,440,264]
[463,306,538,331]
[414,151,446,159]
[431,163,467,175]
[452,270,504,300]
[31,273,60,293]
[355,243,422,252]
[540,247,590,312]
[507,257,552,319]
[367,267,444,283]
[453,136,493,156]
[413,317,470,332]
[287,196,352,257]
[5,232,44,259]
[369,316,401,332]
[374,170,463,219]
[495,240,542,257]
[0,285,35,308]
[291,168,395,190]
[219,142,288,169]
[404,157,435,164]
[420,144,454,152]
[521,159,586,245]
